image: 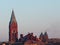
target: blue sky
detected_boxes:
[0,0,60,41]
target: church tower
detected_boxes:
[9,10,18,42]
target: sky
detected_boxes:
[0,0,60,41]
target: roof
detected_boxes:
[9,10,17,24]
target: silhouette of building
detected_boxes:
[9,10,18,43]
[39,32,48,44]
[39,32,44,41]
[44,32,48,42]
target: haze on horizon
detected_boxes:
[0,0,60,41]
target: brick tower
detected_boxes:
[9,10,18,42]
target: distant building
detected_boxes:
[9,10,18,43]
[39,32,48,44]
[44,32,48,42]
[39,32,44,41]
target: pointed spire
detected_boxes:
[9,10,17,24]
